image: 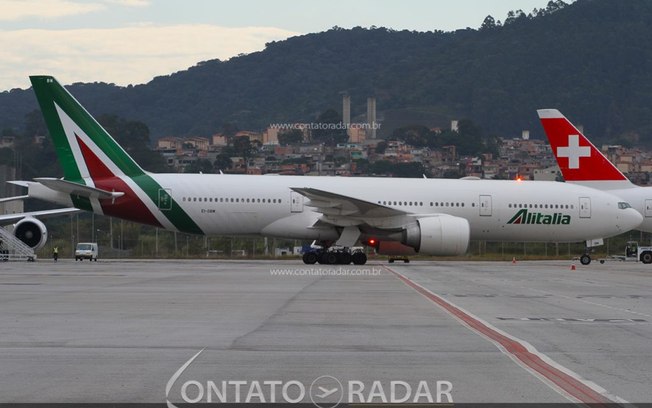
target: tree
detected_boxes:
[391,125,431,147]
[311,109,348,146]
[231,136,255,170]
[13,110,61,180]
[393,162,429,178]
[97,114,168,172]
[186,159,214,173]
[0,147,13,165]
[480,15,497,30]
[213,153,233,172]
[278,129,303,146]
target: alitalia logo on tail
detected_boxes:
[507,209,571,225]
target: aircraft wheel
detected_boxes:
[580,254,591,265]
[352,252,367,265]
[324,252,338,265]
[303,252,317,264]
[338,252,352,265]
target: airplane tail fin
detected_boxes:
[537,109,629,183]
[29,75,146,182]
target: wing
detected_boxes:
[292,187,406,217]
[0,207,80,226]
[291,187,416,230]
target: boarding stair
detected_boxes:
[0,227,36,261]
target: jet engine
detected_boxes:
[13,217,48,250]
[402,215,469,256]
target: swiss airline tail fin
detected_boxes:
[537,109,630,185]
[29,75,146,183]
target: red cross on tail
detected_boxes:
[538,109,627,182]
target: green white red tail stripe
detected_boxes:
[30,75,203,234]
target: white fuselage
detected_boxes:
[567,182,652,233]
[29,174,642,243]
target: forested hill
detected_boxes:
[2,0,652,145]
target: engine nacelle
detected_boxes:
[13,217,48,251]
[402,215,469,256]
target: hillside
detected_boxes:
[2,0,652,145]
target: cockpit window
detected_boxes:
[618,202,632,209]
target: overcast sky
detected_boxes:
[0,0,566,91]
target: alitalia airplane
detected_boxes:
[16,76,642,265]
[539,109,652,239]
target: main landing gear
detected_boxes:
[302,247,367,265]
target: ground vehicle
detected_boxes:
[598,241,652,264]
[388,255,410,263]
[624,241,652,264]
[75,242,98,261]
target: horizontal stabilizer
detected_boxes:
[34,178,125,200]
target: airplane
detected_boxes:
[18,75,643,265]
[538,108,652,239]
[0,194,78,255]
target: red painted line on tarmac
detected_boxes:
[384,266,617,406]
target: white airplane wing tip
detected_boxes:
[7,180,30,187]
[537,109,564,119]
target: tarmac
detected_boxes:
[0,258,651,405]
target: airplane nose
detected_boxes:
[621,208,643,232]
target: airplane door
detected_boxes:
[158,188,172,211]
[645,199,652,217]
[290,191,303,213]
[579,197,591,218]
[479,194,492,216]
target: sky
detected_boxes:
[0,0,565,91]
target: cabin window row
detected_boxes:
[182,197,283,204]
[508,203,574,209]
[376,200,468,208]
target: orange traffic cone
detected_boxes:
[512,257,516,264]
[570,263,576,271]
